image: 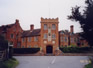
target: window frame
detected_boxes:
[52,24,56,30]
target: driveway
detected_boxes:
[14,56,89,68]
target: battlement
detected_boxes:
[41,17,59,23]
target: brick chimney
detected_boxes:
[70,25,74,33]
[30,24,34,31]
[15,19,19,24]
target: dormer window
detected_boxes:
[60,31,64,34]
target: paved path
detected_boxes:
[14,56,89,68]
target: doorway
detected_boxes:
[46,46,53,54]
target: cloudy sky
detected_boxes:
[0,0,86,33]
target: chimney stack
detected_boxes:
[70,25,74,34]
[16,19,19,23]
[15,19,19,25]
[30,24,34,31]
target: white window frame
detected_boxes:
[44,24,47,30]
[52,33,56,39]
[52,24,56,30]
[28,37,31,42]
[34,37,38,42]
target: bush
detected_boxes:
[0,35,8,50]
[0,58,19,68]
[59,47,91,53]
[13,48,40,54]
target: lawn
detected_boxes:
[0,58,19,68]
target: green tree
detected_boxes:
[0,35,8,49]
[68,0,93,47]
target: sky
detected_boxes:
[0,0,86,33]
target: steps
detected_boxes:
[46,54,54,56]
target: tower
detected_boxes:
[40,17,59,55]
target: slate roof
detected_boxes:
[21,29,41,37]
[0,24,15,33]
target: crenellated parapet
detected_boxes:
[41,17,59,23]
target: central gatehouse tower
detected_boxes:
[40,17,59,55]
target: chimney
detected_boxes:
[30,24,34,31]
[15,19,19,24]
[70,25,74,33]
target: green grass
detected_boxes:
[84,63,93,68]
[0,58,19,68]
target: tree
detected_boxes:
[68,0,93,47]
[0,35,8,49]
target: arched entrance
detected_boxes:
[46,46,53,54]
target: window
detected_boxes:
[34,37,38,41]
[52,34,56,39]
[81,43,84,46]
[60,31,64,34]
[22,38,25,42]
[77,38,80,42]
[10,41,13,45]
[71,38,73,43]
[28,45,31,48]
[17,42,21,48]
[10,34,14,38]
[44,34,47,39]
[34,45,38,48]
[52,24,56,30]
[28,37,31,42]
[64,37,67,42]
[74,38,77,42]
[44,24,47,30]
[22,46,24,48]
[16,34,18,39]
[61,37,64,42]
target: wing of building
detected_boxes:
[0,18,88,54]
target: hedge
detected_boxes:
[13,48,40,54]
[59,47,92,53]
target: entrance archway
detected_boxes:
[46,46,53,54]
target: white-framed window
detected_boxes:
[64,36,67,42]
[22,38,25,42]
[61,37,64,42]
[44,24,47,30]
[28,45,31,48]
[71,38,73,43]
[60,31,64,34]
[28,37,31,42]
[52,24,56,30]
[52,34,56,39]
[10,34,14,39]
[44,33,47,39]
[74,38,77,42]
[34,37,38,41]
[10,41,13,45]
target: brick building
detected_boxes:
[0,19,23,48]
[0,18,88,55]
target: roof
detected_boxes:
[21,29,41,37]
[59,30,70,35]
[0,24,15,33]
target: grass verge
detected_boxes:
[84,63,93,68]
[84,57,93,68]
[0,58,19,68]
